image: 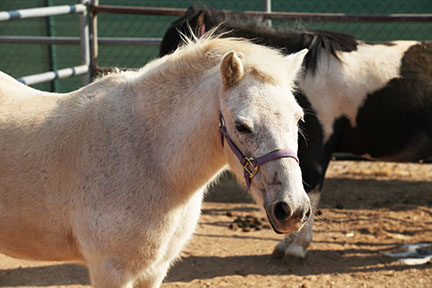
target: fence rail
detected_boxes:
[0,36,162,46]
[0,4,87,22]
[91,5,432,22]
[17,65,89,85]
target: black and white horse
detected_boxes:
[160,6,432,261]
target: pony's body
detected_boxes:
[160,6,432,260]
[1,70,202,272]
[0,36,309,287]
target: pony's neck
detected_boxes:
[130,62,227,198]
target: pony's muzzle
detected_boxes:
[266,201,312,234]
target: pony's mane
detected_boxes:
[145,32,296,86]
[195,6,360,74]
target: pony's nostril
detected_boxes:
[273,202,292,221]
[303,206,312,223]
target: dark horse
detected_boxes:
[160,6,432,261]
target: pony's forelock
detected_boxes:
[179,24,233,47]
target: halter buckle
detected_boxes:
[244,157,259,178]
[219,115,226,128]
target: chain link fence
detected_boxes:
[1,0,431,92]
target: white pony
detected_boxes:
[0,35,309,287]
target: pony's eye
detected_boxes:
[235,122,253,134]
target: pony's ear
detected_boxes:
[285,48,308,75]
[220,51,245,89]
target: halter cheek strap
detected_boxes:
[219,113,299,189]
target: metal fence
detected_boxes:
[0,0,431,92]
[0,0,91,91]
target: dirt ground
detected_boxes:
[0,161,431,287]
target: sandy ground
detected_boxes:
[0,161,431,287]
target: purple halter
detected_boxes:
[218,113,299,189]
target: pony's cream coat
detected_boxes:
[301,41,416,142]
[0,36,309,287]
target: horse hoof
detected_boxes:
[281,244,307,263]
[271,245,286,260]
[271,242,307,264]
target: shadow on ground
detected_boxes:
[0,264,89,287]
[166,245,432,283]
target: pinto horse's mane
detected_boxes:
[225,22,359,73]
[300,30,360,72]
[175,6,361,74]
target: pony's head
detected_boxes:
[214,39,310,234]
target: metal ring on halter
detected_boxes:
[244,157,259,178]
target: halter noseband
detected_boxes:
[218,113,299,189]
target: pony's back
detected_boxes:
[0,71,48,99]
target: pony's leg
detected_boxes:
[272,190,321,260]
[132,192,203,287]
[132,261,171,288]
[87,260,135,288]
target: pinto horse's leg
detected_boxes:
[272,190,321,260]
